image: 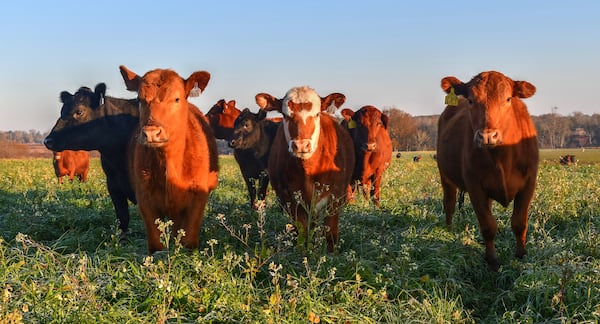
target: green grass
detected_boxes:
[0,150,599,323]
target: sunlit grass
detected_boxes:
[0,151,599,323]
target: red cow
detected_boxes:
[256,86,354,252]
[119,65,219,254]
[206,99,240,141]
[437,71,539,271]
[341,106,392,208]
[52,150,90,183]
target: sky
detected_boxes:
[1,1,599,132]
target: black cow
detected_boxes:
[559,155,576,165]
[44,83,138,235]
[229,108,280,209]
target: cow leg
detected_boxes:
[244,177,257,209]
[324,212,339,252]
[361,177,372,201]
[106,178,130,234]
[372,173,382,208]
[511,180,535,259]
[256,172,269,209]
[440,176,457,227]
[81,169,89,182]
[469,192,499,271]
[179,194,209,250]
[138,204,164,254]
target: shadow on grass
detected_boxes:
[0,184,144,254]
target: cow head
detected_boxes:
[229,108,267,149]
[441,71,536,147]
[255,86,345,159]
[119,65,210,148]
[44,83,107,151]
[341,106,388,152]
[206,99,241,141]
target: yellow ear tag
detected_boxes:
[444,87,459,106]
[348,120,357,129]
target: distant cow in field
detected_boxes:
[52,150,90,183]
[44,83,139,235]
[229,108,281,209]
[396,152,402,158]
[256,86,354,252]
[119,65,219,254]
[413,155,422,162]
[559,155,576,165]
[206,99,241,141]
[436,71,539,271]
[341,106,392,208]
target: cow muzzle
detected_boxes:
[362,142,377,152]
[140,125,168,147]
[289,139,315,159]
[474,128,502,147]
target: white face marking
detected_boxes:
[282,86,322,159]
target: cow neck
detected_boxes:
[253,123,271,159]
[96,97,139,154]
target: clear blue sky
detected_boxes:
[1,1,599,131]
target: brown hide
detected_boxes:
[53,150,90,183]
[257,87,354,252]
[341,106,392,208]
[436,71,539,270]
[119,65,219,254]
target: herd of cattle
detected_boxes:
[44,68,547,270]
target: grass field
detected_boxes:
[0,149,599,323]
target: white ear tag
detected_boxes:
[189,82,201,98]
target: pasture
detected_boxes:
[0,151,598,323]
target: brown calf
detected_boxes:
[437,71,539,270]
[52,150,90,183]
[119,65,219,254]
[341,106,392,207]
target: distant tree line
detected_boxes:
[0,130,48,144]
[1,110,599,152]
[382,108,600,151]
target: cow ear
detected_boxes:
[441,76,467,96]
[185,71,211,97]
[227,100,236,109]
[255,93,282,112]
[321,93,346,112]
[119,65,142,92]
[381,113,389,129]
[60,91,73,103]
[94,83,107,107]
[341,108,354,121]
[216,99,226,108]
[94,83,107,97]
[513,81,536,99]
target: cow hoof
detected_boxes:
[118,230,129,242]
[485,257,500,272]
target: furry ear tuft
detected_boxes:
[60,91,73,103]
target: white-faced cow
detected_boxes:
[256,86,354,252]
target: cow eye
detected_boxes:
[506,97,512,103]
[175,98,180,103]
[74,110,84,117]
